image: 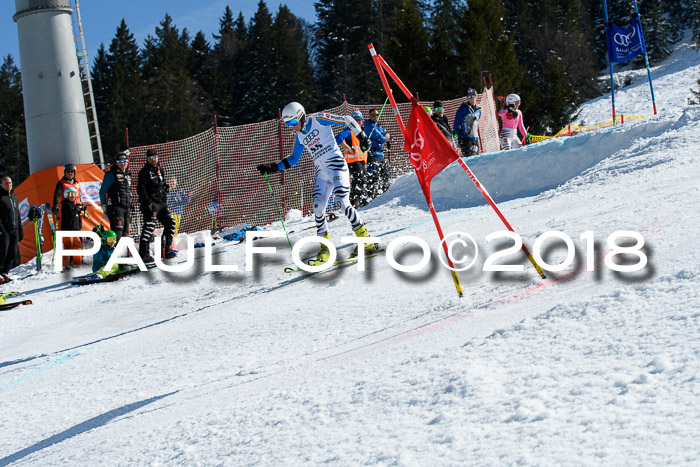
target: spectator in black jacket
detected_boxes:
[99,151,132,242]
[0,176,23,283]
[60,187,85,269]
[137,149,176,261]
[431,100,453,145]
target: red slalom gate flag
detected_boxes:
[403,101,460,187]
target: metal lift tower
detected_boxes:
[13,0,94,174]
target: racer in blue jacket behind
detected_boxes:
[256,102,379,262]
[363,108,393,197]
[453,88,482,157]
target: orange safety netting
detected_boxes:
[122,89,501,237]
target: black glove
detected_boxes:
[52,206,59,214]
[358,132,372,152]
[257,163,279,176]
[385,140,392,150]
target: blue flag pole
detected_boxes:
[632,0,658,115]
[603,0,617,125]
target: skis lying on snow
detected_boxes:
[284,248,386,274]
[0,300,32,311]
[71,264,155,286]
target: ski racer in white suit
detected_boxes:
[257,102,378,262]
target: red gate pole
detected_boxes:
[214,116,222,232]
[368,43,463,297]
[278,108,286,215]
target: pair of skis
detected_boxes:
[0,292,32,311]
[28,203,57,273]
[284,247,386,274]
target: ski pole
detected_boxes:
[367,94,390,140]
[263,173,293,251]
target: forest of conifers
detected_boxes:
[1,0,699,184]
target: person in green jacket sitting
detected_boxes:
[91,227,135,279]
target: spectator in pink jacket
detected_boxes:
[498,93,528,150]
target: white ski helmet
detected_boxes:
[282,102,305,127]
[505,93,521,106]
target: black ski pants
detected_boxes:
[0,230,19,275]
[139,203,175,258]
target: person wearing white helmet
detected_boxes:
[498,93,528,150]
[257,102,377,262]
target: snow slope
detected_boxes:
[1,37,699,466]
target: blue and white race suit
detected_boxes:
[275,113,364,236]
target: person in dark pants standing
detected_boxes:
[0,176,23,283]
[364,108,392,199]
[453,88,482,157]
[137,149,176,262]
[99,151,132,242]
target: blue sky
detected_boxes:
[1,1,317,68]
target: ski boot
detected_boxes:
[163,246,178,259]
[315,233,332,262]
[351,224,378,257]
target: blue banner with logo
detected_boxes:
[606,17,646,63]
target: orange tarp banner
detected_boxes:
[14,164,109,264]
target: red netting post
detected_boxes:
[278,108,286,215]
[489,75,493,87]
[621,114,625,124]
[214,115,222,232]
[125,128,129,148]
[568,125,571,136]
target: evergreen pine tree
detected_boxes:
[0,55,29,183]
[238,0,277,122]
[426,0,464,98]
[501,0,598,133]
[314,0,379,106]
[189,31,228,120]
[141,14,204,143]
[637,0,671,65]
[692,0,700,47]
[374,0,404,55]
[455,0,522,99]
[213,9,248,124]
[270,6,320,110]
[91,19,144,157]
[385,0,431,99]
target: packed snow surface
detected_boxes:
[1,36,699,465]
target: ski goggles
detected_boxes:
[434,106,444,111]
[106,236,117,247]
[284,118,299,127]
[116,158,128,163]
